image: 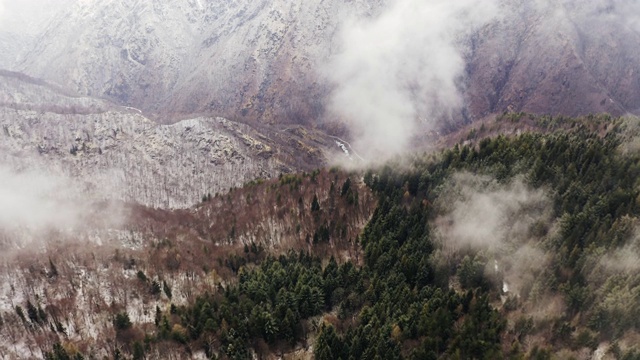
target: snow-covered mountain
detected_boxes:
[0,0,75,69]
[2,0,638,127]
[10,0,384,124]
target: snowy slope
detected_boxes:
[6,0,639,126]
[0,73,334,208]
[14,0,385,123]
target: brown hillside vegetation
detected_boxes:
[127,168,376,274]
[0,169,375,358]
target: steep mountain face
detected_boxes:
[0,73,337,208]
[466,0,639,119]
[0,70,112,112]
[3,0,638,128]
[13,0,384,124]
[0,0,75,70]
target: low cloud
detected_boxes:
[0,165,81,230]
[435,172,551,251]
[323,0,501,164]
[564,214,640,287]
[600,245,640,273]
[586,218,640,277]
[0,164,124,246]
[434,172,553,296]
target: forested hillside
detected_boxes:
[0,170,374,359]
[17,115,640,359]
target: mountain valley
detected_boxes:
[1,0,640,359]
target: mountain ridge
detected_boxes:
[0,72,343,209]
[2,0,638,128]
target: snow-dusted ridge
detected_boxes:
[0,73,335,209]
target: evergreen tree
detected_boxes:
[311,194,321,212]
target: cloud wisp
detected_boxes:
[0,164,124,248]
[433,172,553,297]
[0,165,82,231]
[323,0,501,164]
[435,173,551,251]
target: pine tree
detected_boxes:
[311,194,320,212]
[48,259,59,279]
[341,178,351,197]
[132,341,145,360]
[163,280,172,299]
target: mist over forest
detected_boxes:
[0,0,639,359]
